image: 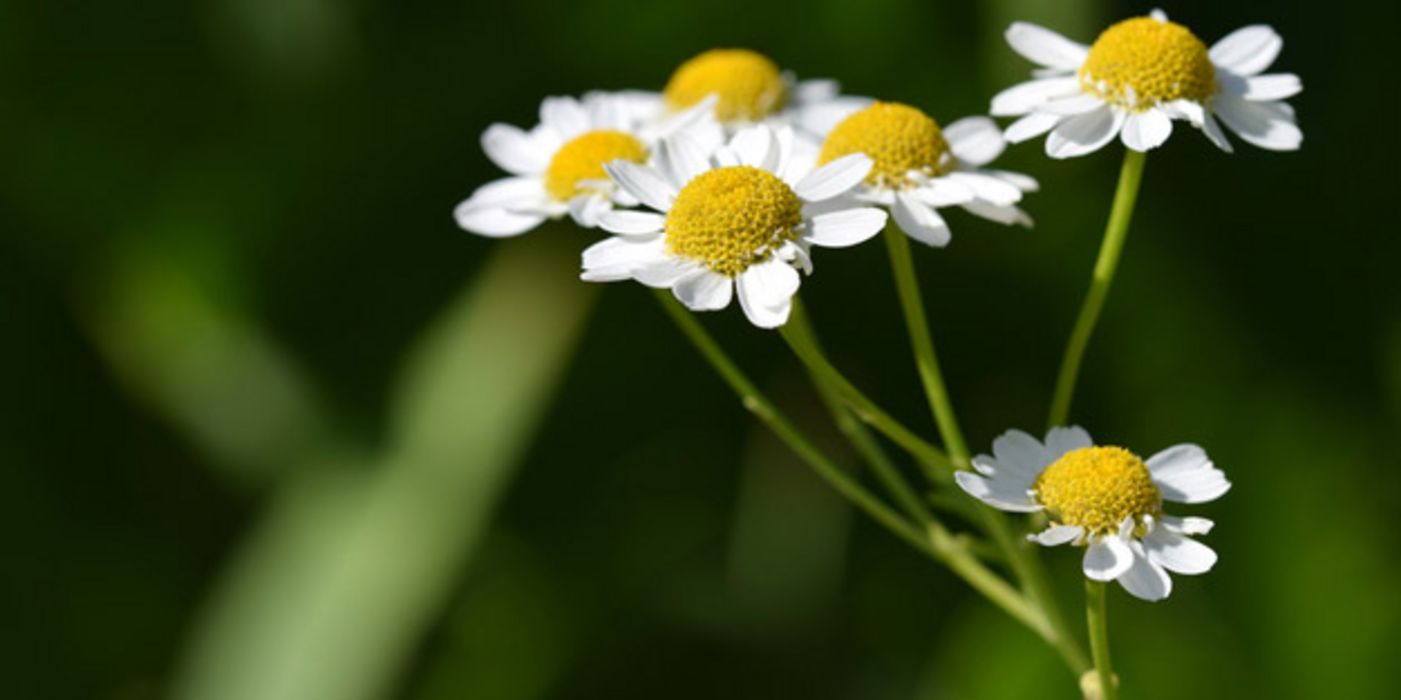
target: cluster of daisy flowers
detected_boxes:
[454,9,1299,606]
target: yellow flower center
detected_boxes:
[544,130,649,201]
[663,49,788,122]
[664,166,803,277]
[817,102,954,188]
[1032,446,1162,537]
[1079,17,1217,109]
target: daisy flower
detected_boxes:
[628,48,870,142]
[810,101,1037,247]
[454,92,718,237]
[580,124,887,328]
[956,426,1229,601]
[992,9,1302,157]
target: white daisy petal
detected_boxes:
[1119,107,1174,151]
[914,178,976,207]
[655,132,712,190]
[1200,112,1234,153]
[1146,444,1231,504]
[981,169,1039,192]
[567,194,611,228]
[1160,515,1214,536]
[633,256,697,288]
[481,124,549,175]
[1003,111,1063,143]
[1039,93,1107,116]
[736,259,800,328]
[580,236,666,281]
[1044,426,1092,458]
[598,210,666,236]
[992,429,1050,479]
[960,200,1032,227]
[954,471,1042,512]
[804,208,888,248]
[539,96,591,140]
[796,98,870,137]
[1030,524,1083,546]
[1083,535,1134,581]
[1045,106,1125,159]
[604,161,677,212]
[892,191,952,247]
[1238,73,1302,101]
[1117,541,1173,601]
[990,77,1081,116]
[793,78,839,103]
[1209,25,1283,76]
[454,205,547,238]
[672,270,734,311]
[947,172,1023,206]
[1005,22,1091,70]
[730,125,776,168]
[943,116,1005,167]
[1143,528,1217,575]
[459,176,547,211]
[794,154,873,201]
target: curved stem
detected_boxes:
[655,292,1052,641]
[786,308,933,525]
[881,229,1091,675]
[1047,150,1147,429]
[653,291,926,551]
[1085,579,1119,700]
[881,226,970,461]
[778,301,955,481]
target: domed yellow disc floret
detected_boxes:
[664,49,788,122]
[545,130,649,201]
[1079,17,1217,109]
[1033,446,1162,536]
[665,166,803,278]
[817,102,954,188]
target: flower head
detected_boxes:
[630,48,872,146]
[808,101,1037,246]
[455,93,719,237]
[992,9,1302,157]
[956,426,1229,601]
[580,124,888,328]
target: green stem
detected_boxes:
[1085,579,1118,700]
[655,292,1051,640]
[881,226,969,461]
[881,229,1090,675]
[1047,150,1147,429]
[786,309,933,525]
[653,291,926,552]
[777,301,955,481]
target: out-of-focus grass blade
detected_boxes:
[86,240,334,484]
[171,234,597,700]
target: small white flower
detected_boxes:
[580,124,888,329]
[956,426,1230,601]
[808,101,1037,247]
[454,93,719,237]
[992,9,1302,157]
[626,48,870,144]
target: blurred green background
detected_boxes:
[4,0,1397,698]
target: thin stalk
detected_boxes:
[653,291,926,552]
[881,226,969,461]
[785,309,933,525]
[777,301,955,481]
[880,229,1090,674]
[1085,579,1119,700]
[655,292,1051,640]
[1047,150,1147,429]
